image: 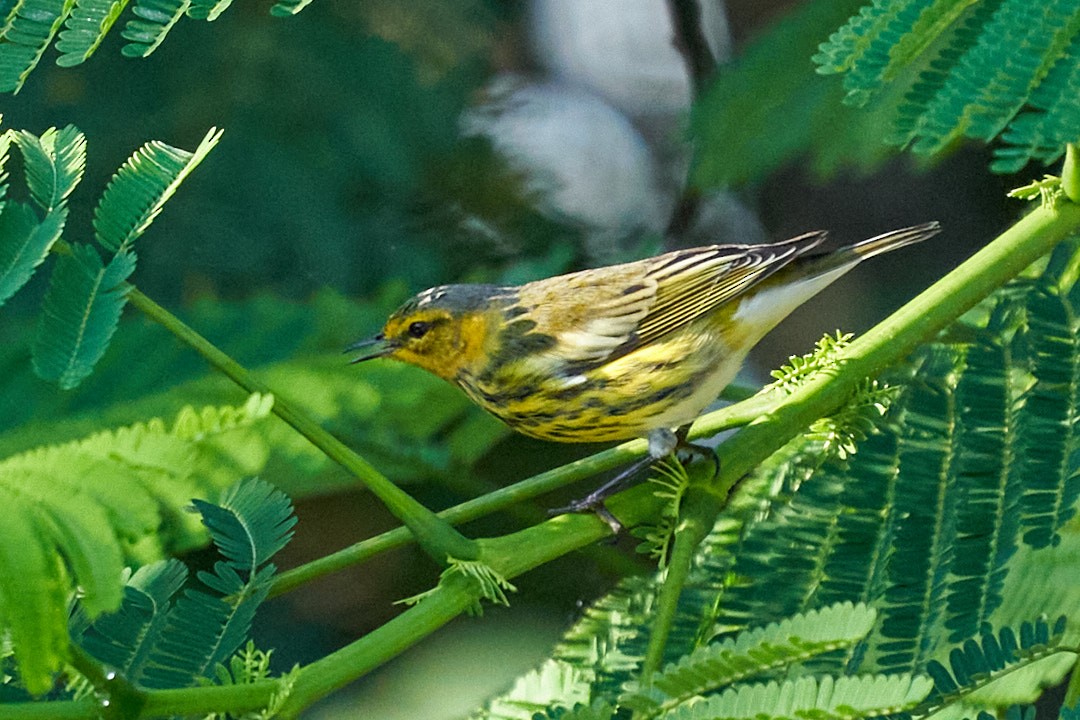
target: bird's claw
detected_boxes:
[547,499,623,534]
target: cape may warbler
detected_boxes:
[350,222,940,505]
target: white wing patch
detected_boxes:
[555,277,658,362]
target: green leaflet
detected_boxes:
[0,394,273,692]
[119,0,188,57]
[268,0,312,17]
[0,125,83,309]
[186,0,232,21]
[815,0,1080,172]
[192,476,297,575]
[93,127,222,252]
[0,202,66,307]
[0,489,71,695]
[0,125,220,389]
[31,243,135,389]
[55,0,131,66]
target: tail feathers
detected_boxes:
[845,221,942,260]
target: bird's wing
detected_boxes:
[534,232,828,365]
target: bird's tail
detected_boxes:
[841,221,942,261]
[794,221,942,277]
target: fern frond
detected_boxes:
[93,127,221,252]
[0,201,66,307]
[0,0,75,92]
[119,0,187,58]
[663,673,933,720]
[13,125,86,212]
[55,0,130,66]
[31,243,134,389]
[620,603,877,717]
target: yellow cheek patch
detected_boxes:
[389,312,492,381]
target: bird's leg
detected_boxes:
[672,425,720,480]
[548,454,656,533]
[549,428,696,533]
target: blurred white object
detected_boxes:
[528,0,732,118]
[462,76,666,258]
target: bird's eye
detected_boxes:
[407,321,432,339]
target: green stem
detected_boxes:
[636,479,725,694]
[125,287,477,563]
[67,646,146,720]
[1064,656,1080,709]
[1063,143,1080,204]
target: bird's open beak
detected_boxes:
[346,334,394,364]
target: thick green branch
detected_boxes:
[637,480,725,692]
[125,287,477,563]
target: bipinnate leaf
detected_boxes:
[78,560,188,683]
[93,127,221,252]
[32,243,135,389]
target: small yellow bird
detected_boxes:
[350,222,940,515]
